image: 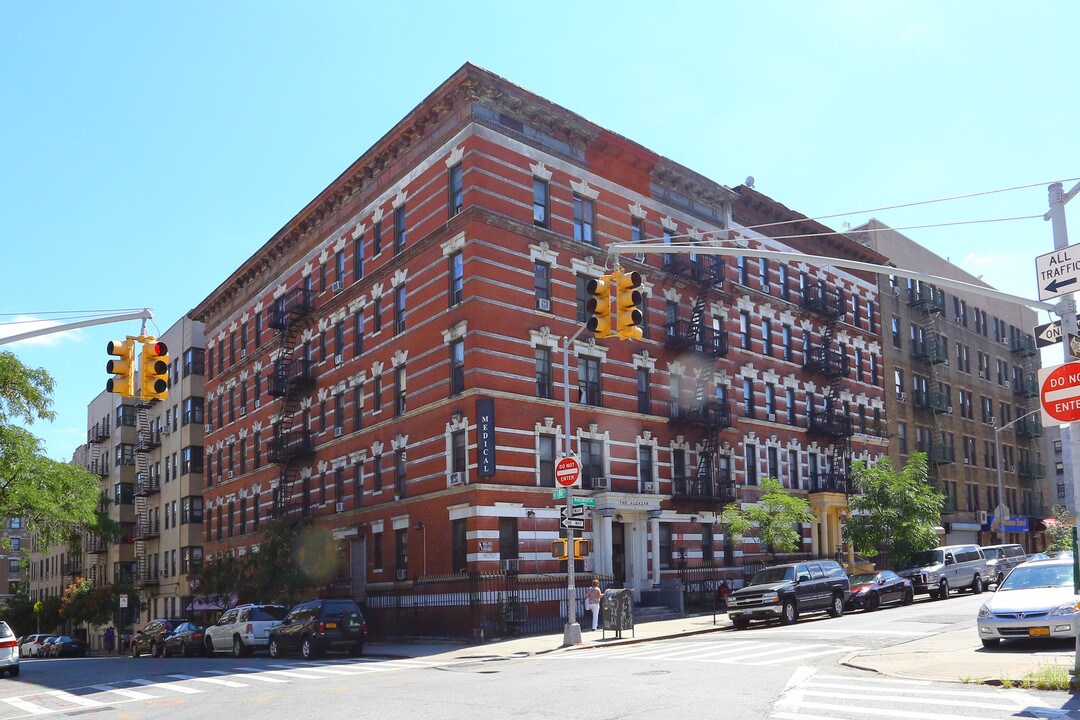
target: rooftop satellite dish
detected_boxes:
[745,176,755,188]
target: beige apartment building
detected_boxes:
[1,516,28,605]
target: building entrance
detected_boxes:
[611,522,626,585]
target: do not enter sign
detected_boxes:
[555,456,581,487]
[1039,361,1080,425]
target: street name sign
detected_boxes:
[552,488,567,500]
[1039,361,1080,425]
[555,456,581,487]
[1036,244,1080,301]
[572,496,596,507]
[560,517,585,529]
[560,505,587,518]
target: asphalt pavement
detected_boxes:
[365,610,1079,685]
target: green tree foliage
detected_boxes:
[189,552,248,611]
[1044,504,1073,554]
[0,351,104,549]
[246,515,336,606]
[0,591,37,635]
[721,477,815,561]
[37,594,62,633]
[59,577,95,626]
[843,454,944,570]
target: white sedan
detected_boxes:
[977,558,1080,648]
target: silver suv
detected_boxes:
[204,604,288,657]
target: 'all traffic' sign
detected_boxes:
[555,456,581,487]
[1039,361,1080,425]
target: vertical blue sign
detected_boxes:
[477,397,496,477]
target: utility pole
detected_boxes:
[561,324,586,647]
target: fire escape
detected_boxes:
[134,403,160,588]
[267,287,316,517]
[801,281,854,492]
[1012,331,1044,517]
[663,252,735,508]
[909,284,954,503]
[85,418,111,584]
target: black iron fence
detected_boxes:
[363,571,613,642]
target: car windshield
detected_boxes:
[907,550,944,567]
[0,623,12,639]
[321,601,362,620]
[999,564,1075,591]
[252,606,288,621]
[982,548,1002,559]
[849,573,878,584]
[750,567,794,585]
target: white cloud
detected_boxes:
[0,315,88,347]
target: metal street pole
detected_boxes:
[562,325,586,647]
[992,409,1040,544]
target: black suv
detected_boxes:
[131,618,189,658]
[268,598,366,659]
[726,560,850,629]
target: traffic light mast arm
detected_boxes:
[0,309,154,346]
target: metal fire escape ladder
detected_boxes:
[911,284,951,486]
[269,288,314,518]
[802,281,852,492]
[134,402,151,585]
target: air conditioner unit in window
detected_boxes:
[335,354,343,364]
[500,558,520,572]
[978,371,986,379]
[536,297,552,312]
[642,481,655,493]
[334,427,344,437]
[897,391,907,401]
[633,252,646,263]
[591,477,609,490]
[767,413,777,422]
[241,349,247,358]
[333,281,344,293]
[254,399,261,409]
[204,424,212,433]
[161,426,170,436]
[160,569,168,578]
[977,510,988,524]
[240,407,247,417]
[335,502,345,512]
[228,470,234,479]
[1004,381,1011,389]
[449,472,465,486]
[396,569,408,581]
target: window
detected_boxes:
[117,405,136,427]
[631,216,644,244]
[395,528,408,575]
[535,346,553,399]
[393,205,407,255]
[741,312,751,350]
[638,444,654,486]
[534,261,551,309]
[579,356,602,406]
[767,446,779,480]
[782,326,792,361]
[636,368,650,414]
[576,275,590,323]
[373,220,382,255]
[182,397,204,426]
[182,446,202,475]
[181,547,203,575]
[659,524,673,570]
[581,438,603,487]
[353,235,364,282]
[373,297,382,333]
[183,348,205,377]
[533,178,549,228]
[743,378,755,418]
[788,448,800,489]
[759,258,769,291]
[448,164,463,217]
[395,366,406,416]
[786,388,796,425]
[372,374,382,413]
[701,525,714,563]
[897,422,908,454]
[762,319,772,356]
[452,519,468,573]
[395,285,406,334]
[394,449,407,497]
[449,252,463,307]
[499,518,519,561]
[780,264,790,300]
[539,435,556,486]
[672,448,687,484]
[452,429,466,474]
[891,316,901,348]
[573,195,594,244]
[335,322,345,357]
[745,444,758,485]
[738,256,749,285]
[450,340,465,396]
[354,308,365,356]
[116,443,135,466]
[765,384,776,416]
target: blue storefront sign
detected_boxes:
[477,397,496,477]
[986,514,1030,533]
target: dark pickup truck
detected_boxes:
[726,560,851,629]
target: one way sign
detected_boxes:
[1037,244,1080,301]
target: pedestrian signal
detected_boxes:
[551,538,569,561]
[573,538,591,560]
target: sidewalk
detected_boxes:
[366,612,1075,685]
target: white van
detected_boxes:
[980,543,1027,586]
[897,544,990,599]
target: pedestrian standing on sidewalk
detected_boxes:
[104,626,115,655]
[585,579,604,630]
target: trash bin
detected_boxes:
[602,588,634,639]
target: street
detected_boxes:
[3,594,1079,719]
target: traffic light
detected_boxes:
[551,538,568,561]
[614,269,644,340]
[573,538,591,560]
[140,340,170,402]
[105,339,136,398]
[585,273,612,338]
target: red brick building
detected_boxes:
[190,64,888,602]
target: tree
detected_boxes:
[0,591,37,634]
[843,454,944,570]
[244,516,336,606]
[36,595,62,633]
[0,351,104,549]
[721,477,815,561]
[189,552,248,611]
[1044,504,1073,554]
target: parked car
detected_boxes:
[19,634,55,658]
[897,544,990,599]
[977,557,1080,648]
[204,603,287,657]
[726,560,850,629]
[981,544,1027,586]
[39,637,60,657]
[847,570,914,611]
[162,623,207,658]
[131,618,189,658]
[1025,552,1050,562]
[47,636,88,658]
[268,598,366,659]
[0,622,19,677]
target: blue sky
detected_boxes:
[2,1,1077,460]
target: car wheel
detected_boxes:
[971,576,984,594]
[779,599,797,625]
[8,666,18,677]
[867,593,880,612]
[232,637,245,658]
[732,617,750,630]
[981,638,1000,648]
[180,642,188,658]
[348,642,363,657]
[162,643,171,659]
[827,593,845,618]
[937,579,949,600]
[301,636,319,660]
[902,587,914,605]
[131,642,140,658]
[205,637,215,655]
[268,638,281,659]
[151,642,161,658]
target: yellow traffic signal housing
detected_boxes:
[140,340,170,402]
[551,538,568,561]
[573,538,591,560]
[614,269,644,340]
[106,339,137,398]
[585,274,613,338]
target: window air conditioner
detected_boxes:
[897,392,907,401]
[947,406,953,413]
[240,407,247,417]
[449,472,465,486]
[1004,381,1011,389]
[335,354,344,364]
[161,427,170,436]
[642,481,655,493]
[500,558,520,572]
[536,297,552,312]
[767,413,777,422]
[241,349,247,358]
[335,502,345,512]
[591,477,609,490]
[335,427,344,437]
[977,510,988,524]
[254,399,261,409]
[396,569,408,581]
[978,371,986,379]
[204,424,212,433]
[333,281,344,293]
[633,252,646,263]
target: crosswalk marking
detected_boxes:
[44,690,105,708]
[90,684,157,700]
[166,674,248,688]
[1,697,50,715]
[129,678,202,694]
[556,637,860,667]
[210,669,288,683]
[744,646,861,666]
